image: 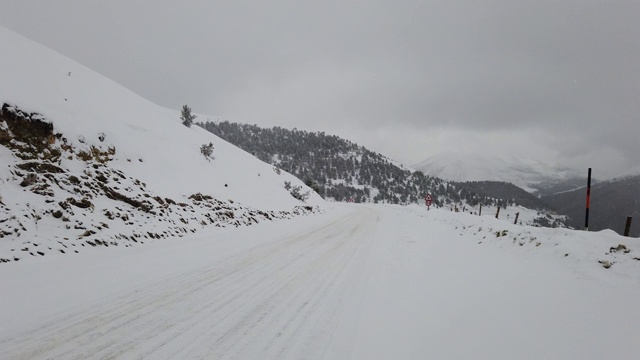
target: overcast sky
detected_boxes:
[1,0,638,178]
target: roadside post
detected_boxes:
[624,216,633,237]
[585,168,592,231]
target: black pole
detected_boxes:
[585,168,591,231]
[624,216,632,237]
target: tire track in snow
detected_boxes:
[0,207,379,360]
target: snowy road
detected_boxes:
[1,206,379,359]
[2,204,640,359]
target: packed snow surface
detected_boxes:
[1,203,638,359]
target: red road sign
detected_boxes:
[425,194,433,207]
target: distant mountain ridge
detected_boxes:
[452,181,552,211]
[413,152,584,196]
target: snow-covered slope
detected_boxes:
[0,26,322,263]
[414,151,582,193]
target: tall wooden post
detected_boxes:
[585,168,592,231]
[624,216,633,237]
[495,206,500,219]
[514,212,520,225]
[479,205,482,216]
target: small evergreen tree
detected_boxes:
[200,142,214,160]
[181,105,197,127]
[284,181,310,201]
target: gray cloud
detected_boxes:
[0,0,638,178]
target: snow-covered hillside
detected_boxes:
[0,26,321,263]
[414,151,583,194]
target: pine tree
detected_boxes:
[200,142,214,160]
[181,105,197,127]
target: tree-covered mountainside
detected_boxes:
[198,121,547,211]
[453,181,552,211]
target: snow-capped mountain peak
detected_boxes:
[413,151,583,194]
